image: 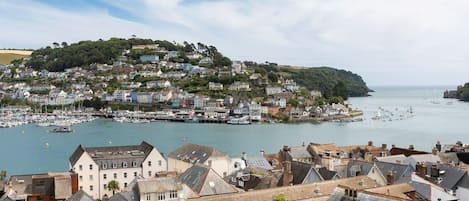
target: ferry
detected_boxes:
[227,116,251,125]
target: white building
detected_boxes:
[113,90,132,102]
[69,141,167,199]
[249,103,262,121]
[265,87,282,95]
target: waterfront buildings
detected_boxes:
[69,141,166,199]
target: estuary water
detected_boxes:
[1,86,469,175]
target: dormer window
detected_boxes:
[112,163,117,169]
[102,163,107,169]
[132,161,137,167]
[123,162,128,168]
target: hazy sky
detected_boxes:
[1,0,468,86]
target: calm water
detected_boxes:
[1,86,469,176]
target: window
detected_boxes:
[158,160,162,166]
[103,174,107,179]
[148,161,152,167]
[124,172,127,178]
[157,192,165,200]
[123,162,128,168]
[104,184,107,189]
[208,160,212,167]
[89,175,93,181]
[170,190,178,199]
[89,164,93,170]
[132,161,137,167]
[79,165,83,171]
[79,186,83,190]
[112,163,117,169]
[146,193,151,201]
[114,173,117,179]
[124,183,128,188]
[90,185,93,191]
[102,163,107,169]
[134,172,138,177]
[148,171,152,177]
[79,175,83,181]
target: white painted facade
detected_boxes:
[70,144,167,199]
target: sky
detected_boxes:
[1,0,469,86]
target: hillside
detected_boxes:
[21,38,370,98]
[248,63,371,97]
[0,50,32,64]
[444,82,469,101]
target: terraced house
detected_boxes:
[69,141,167,199]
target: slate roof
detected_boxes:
[69,141,155,169]
[289,145,312,159]
[0,195,14,201]
[404,154,441,168]
[109,191,138,201]
[327,187,398,201]
[317,167,339,180]
[291,161,315,185]
[347,160,413,183]
[245,157,273,170]
[137,177,182,193]
[169,143,228,165]
[302,168,324,184]
[179,164,237,196]
[431,163,468,190]
[69,190,94,201]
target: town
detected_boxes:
[1,140,468,201]
[0,39,367,128]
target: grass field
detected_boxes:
[0,50,33,64]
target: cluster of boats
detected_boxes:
[371,106,414,122]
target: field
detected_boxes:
[0,50,33,64]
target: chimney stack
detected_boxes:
[282,161,292,186]
[409,145,414,150]
[260,149,265,156]
[431,164,440,178]
[368,141,373,146]
[386,171,395,185]
[436,141,442,152]
[241,152,247,160]
[382,144,387,150]
[415,162,427,178]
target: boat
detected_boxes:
[227,116,251,125]
[49,126,74,133]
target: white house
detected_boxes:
[69,141,167,199]
[265,87,282,95]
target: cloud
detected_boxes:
[2,0,469,85]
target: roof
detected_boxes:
[69,190,94,201]
[404,154,440,168]
[434,163,468,190]
[365,183,415,200]
[347,160,413,183]
[69,141,155,169]
[109,191,138,201]
[137,177,182,193]
[179,164,237,196]
[189,176,380,201]
[169,143,228,165]
[375,154,407,164]
[245,157,273,170]
[289,145,312,159]
[317,167,338,180]
[390,147,429,157]
[327,187,406,201]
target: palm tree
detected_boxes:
[52,42,60,48]
[107,180,120,195]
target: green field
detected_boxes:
[0,53,27,64]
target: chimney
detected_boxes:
[241,152,247,160]
[386,171,394,185]
[260,149,265,156]
[282,161,292,186]
[392,144,396,148]
[283,145,290,152]
[364,152,373,162]
[368,141,373,146]
[415,162,427,178]
[436,141,442,152]
[431,164,440,178]
[409,145,414,150]
[381,144,387,150]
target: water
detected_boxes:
[1,86,469,176]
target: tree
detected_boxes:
[52,42,60,48]
[108,180,120,195]
[273,193,290,201]
[0,170,6,180]
[61,42,68,47]
[332,81,348,100]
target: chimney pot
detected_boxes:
[382,144,387,149]
[368,141,373,146]
[409,145,414,150]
